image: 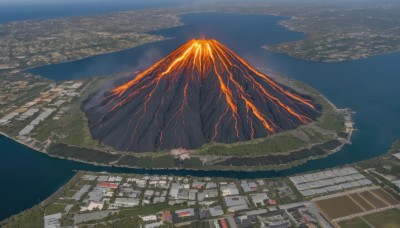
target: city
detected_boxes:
[4,142,400,227]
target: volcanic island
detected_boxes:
[45,39,353,171]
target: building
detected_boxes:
[224,195,247,207]
[175,208,195,218]
[268,199,277,206]
[80,201,104,211]
[139,214,157,221]
[198,189,218,201]
[177,189,189,200]
[250,193,269,206]
[145,221,164,228]
[393,152,400,160]
[214,218,229,228]
[114,198,140,207]
[97,182,118,189]
[229,204,249,212]
[241,181,258,193]
[73,185,90,201]
[161,210,172,222]
[87,187,105,202]
[209,205,224,217]
[206,182,217,189]
[192,181,206,189]
[221,184,239,196]
[44,213,61,228]
[225,195,249,212]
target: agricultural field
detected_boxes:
[315,195,363,220]
[370,188,400,205]
[339,208,400,228]
[314,187,399,221]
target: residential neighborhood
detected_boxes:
[27,157,400,228]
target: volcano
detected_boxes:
[84,39,320,152]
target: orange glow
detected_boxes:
[98,39,318,144]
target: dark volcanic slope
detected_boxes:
[84,39,320,152]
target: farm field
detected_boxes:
[338,208,400,228]
[314,187,399,221]
[338,217,369,228]
[363,208,400,228]
[348,193,374,211]
[315,195,363,220]
[370,188,400,205]
[359,191,388,209]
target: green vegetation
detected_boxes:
[137,155,175,168]
[182,157,203,168]
[192,80,346,159]
[294,80,346,133]
[197,134,308,156]
[44,203,66,215]
[55,80,101,149]
[357,140,400,178]
[1,68,347,171]
[34,117,61,142]
[0,115,37,136]
[119,204,186,217]
[81,217,141,228]
[49,143,121,164]
[33,78,115,152]
[0,207,44,228]
[339,209,400,228]
[362,208,400,228]
[317,112,345,132]
[338,217,369,228]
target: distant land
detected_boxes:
[2,2,400,70]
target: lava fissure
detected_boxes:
[84,39,320,152]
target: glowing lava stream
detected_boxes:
[89,39,320,151]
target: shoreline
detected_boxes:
[3,9,398,73]
[0,67,354,173]
[22,37,171,74]
[0,107,354,173]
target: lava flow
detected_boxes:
[84,39,320,152]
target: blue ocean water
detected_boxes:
[0,1,187,23]
[1,11,400,220]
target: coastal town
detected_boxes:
[0,9,181,69]
[3,143,400,228]
[1,2,400,70]
[222,3,400,62]
[0,70,92,153]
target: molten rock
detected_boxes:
[84,39,320,152]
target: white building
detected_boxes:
[44,213,61,228]
[114,198,140,207]
[80,201,104,211]
[139,214,157,221]
[221,184,239,196]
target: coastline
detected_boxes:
[0,103,354,173]
[0,66,354,173]
[22,37,171,73]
